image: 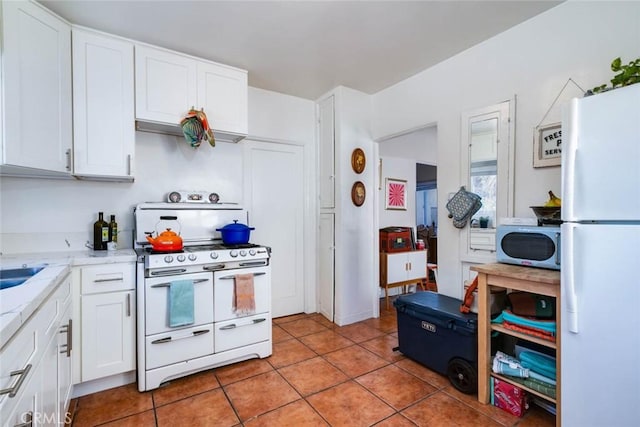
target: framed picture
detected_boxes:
[534,122,562,168]
[351,148,366,174]
[351,181,366,206]
[385,178,407,210]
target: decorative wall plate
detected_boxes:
[351,181,366,206]
[351,148,366,174]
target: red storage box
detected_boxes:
[379,227,412,253]
[493,378,529,417]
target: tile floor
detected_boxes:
[69,298,555,426]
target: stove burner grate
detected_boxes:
[183,243,262,251]
[145,248,184,254]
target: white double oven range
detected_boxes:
[133,202,272,392]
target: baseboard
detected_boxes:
[71,371,136,398]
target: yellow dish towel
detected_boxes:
[233,274,255,315]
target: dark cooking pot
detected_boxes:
[216,220,255,245]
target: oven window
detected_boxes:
[501,233,555,261]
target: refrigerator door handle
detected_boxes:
[562,223,579,333]
[562,99,579,222]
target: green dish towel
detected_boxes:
[169,280,194,327]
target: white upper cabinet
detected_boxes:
[197,61,248,138]
[318,95,336,209]
[1,0,72,177]
[135,43,247,142]
[134,44,197,126]
[72,27,135,181]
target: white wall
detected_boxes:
[0,87,315,254]
[378,156,416,231]
[378,124,438,236]
[331,86,377,325]
[371,1,640,298]
[378,125,437,165]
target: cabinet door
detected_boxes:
[81,291,135,381]
[41,330,59,426]
[386,253,409,284]
[1,1,72,174]
[406,251,427,281]
[134,44,197,124]
[197,61,248,136]
[318,95,335,209]
[72,28,135,180]
[318,213,335,321]
[57,302,73,425]
[0,364,42,427]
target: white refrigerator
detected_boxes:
[561,83,640,426]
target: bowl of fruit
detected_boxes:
[530,191,562,222]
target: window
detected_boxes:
[460,100,514,260]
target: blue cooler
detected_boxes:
[394,291,478,394]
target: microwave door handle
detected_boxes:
[555,232,561,267]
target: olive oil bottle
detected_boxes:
[93,212,109,250]
[108,215,118,244]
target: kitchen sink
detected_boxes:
[0,265,46,290]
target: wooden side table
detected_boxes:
[471,263,561,426]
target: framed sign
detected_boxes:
[351,181,366,206]
[385,178,407,210]
[534,123,562,168]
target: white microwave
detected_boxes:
[496,225,561,270]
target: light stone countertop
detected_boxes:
[0,249,137,348]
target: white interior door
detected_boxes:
[244,140,305,317]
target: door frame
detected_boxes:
[242,136,317,316]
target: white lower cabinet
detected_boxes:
[382,250,427,284]
[0,273,72,427]
[2,365,42,427]
[57,300,73,424]
[79,263,136,382]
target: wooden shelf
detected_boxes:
[491,373,556,404]
[472,263,561,427]
[490,324,556,349]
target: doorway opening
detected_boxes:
[416,163,438,277]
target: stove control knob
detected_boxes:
[210,252,219,260]
[230,250,238,258]
[164,255,174,263]
[240,250,247,257]
[249,249,256,256]
[177,255,186,262]
[188,254,197,261]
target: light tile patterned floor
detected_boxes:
[69,297,555,426]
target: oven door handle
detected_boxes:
[219,272,266,280]
[150,278,209,288]
[151,329,211,344]
[149,269,187,276]
[239,261,268,267]
[203,264,226,271]
[219,318,267,330]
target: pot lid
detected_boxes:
[216,220,255,231]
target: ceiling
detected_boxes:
[41,1,562,100]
